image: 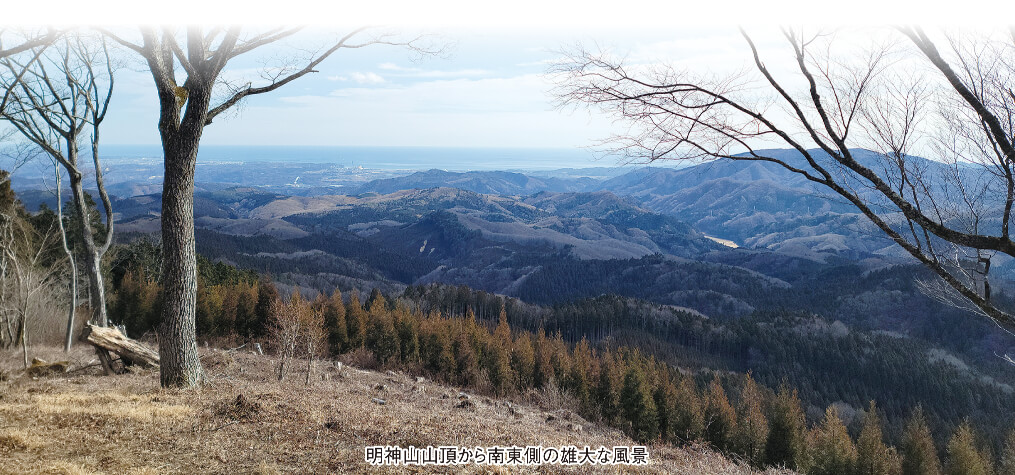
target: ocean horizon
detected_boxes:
[98,144,643,172]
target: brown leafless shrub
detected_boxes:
[339,347,379,371]
[267,290,327,383]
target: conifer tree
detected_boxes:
[365,303,399,365]
[253,277,279,337]
[219,287,239,337]
[493,302,511,343]
[323,288,347,355]
[420,314,455,376]
[945,420,992,475]
[568,337,596,411]
[394,306,420,364]
[766,385,808,470]
[533,328,555,388]
[901,406,942,475]
[365,287,386,312]
[233,281,258,337]
[735,373,769,466]
[621,364,658,443]
[999,429,1015,475]
[485,304,514,395]
[596,350,623,425]
[672,377,704,443]
[345,291,367,348]
[653,377,680,444]
[809,405,858,475]
[704,376,737,453]
[196,284,224,336]
[453,324,482,386]
[549,330,571,391]
[510,332,535,391]
[857,401,897,475]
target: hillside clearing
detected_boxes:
[0,346,789,474]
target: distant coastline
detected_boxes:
[97,145,632,171]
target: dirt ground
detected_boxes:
[0,345,788,474]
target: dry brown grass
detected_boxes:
[0,345,793,474]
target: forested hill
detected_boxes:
[13,147,1015,469]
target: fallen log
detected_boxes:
[83,323,159,369]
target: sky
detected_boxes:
[99,26,764,149]
[4,0,1012,153]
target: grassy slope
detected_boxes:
[0,346,791,475]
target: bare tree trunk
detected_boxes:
[305,349,313,386]
[19,309,28,369]
[157,132,205,387]
[67,166,108,327]
[63,250,77,352]
[82,252,106,326]
[277,355,287,382]
[53,160,77,352]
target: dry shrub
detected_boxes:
[268,290,326,382]
[253,461,281,475]
[533,379,580,412]
[0,428,37,453]
[201,351,235,370]
[214,394,262,422]
[39,461,98,475]
[339,347,378,370]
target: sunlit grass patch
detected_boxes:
[37,461,101,475]
[0,428,42,453]
[27,392,194,422]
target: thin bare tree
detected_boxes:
[47,157,77,352]
[0,33,116,335]
[0,200,61,367]
[1,29,57,182]
[553,26,1015,333]
[101,26,442,387]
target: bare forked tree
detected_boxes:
[0,33,116,340]
[0,29,60,181]
[553,27,1015,333]
[0,194,61,367]
[101,26,441,387]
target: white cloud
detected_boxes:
[349,72,386,84]
[197,73,614,147]
[376,62,492,78]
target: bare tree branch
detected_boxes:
[552,26,1015,331]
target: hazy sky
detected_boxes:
[99,26,764,149]
[5,0,1008,151]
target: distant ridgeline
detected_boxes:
[14,148,1015,473]
[107,240,1014,474]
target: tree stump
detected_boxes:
[82,323,160,370]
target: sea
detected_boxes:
[97,145,643,172]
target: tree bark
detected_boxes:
[54,159,77,352]
[67,162,108,328]
[157,133,205,387]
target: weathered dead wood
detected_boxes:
[83,323,159,369]
[26,358,71,377]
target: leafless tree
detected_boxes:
[101,26,442,387]
[0,202,61,367]
[0,32,115,334]
[553,26,1015,333]
[267,290,326,384]
[269,294,304,382]
[1,29,58,181]
[47,157,77,352]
